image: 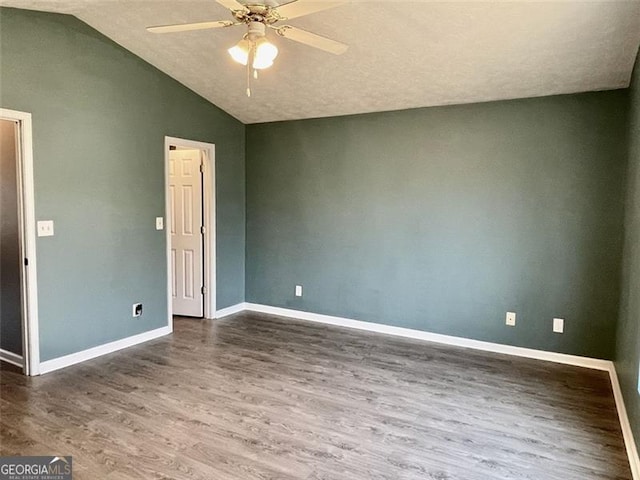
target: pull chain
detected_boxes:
[246,42,256,98]
[246,61,251,97]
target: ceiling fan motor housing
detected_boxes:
[247,21,266,40]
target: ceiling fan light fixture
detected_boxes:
[228,38,251,65]
[253,37,278,69]
[252,57,274,70]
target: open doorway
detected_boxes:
[1,119,23,365]
[0,109,39,375]
[165,137,216,323]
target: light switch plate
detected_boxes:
[37,220,54,237]
[155,217,164,230]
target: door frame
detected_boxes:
[164,136,216,325]
[1,108,40,376]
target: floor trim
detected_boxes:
[609,364,640,478]
[241,302,640,478]
[216,302,246,318]
[39,326,172,375]
[245,303,610,369]
[0,348,23,369]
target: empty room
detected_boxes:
[1,1,640,479]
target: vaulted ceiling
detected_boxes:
[3,1,640,124]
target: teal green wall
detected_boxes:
[0,8,245,361]
[616,49,640,445]
[246,92,628,359]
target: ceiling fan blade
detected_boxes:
[275,0,344,20]
[276,25,348,55]
[216,0,248,12]
[147,20,235,34]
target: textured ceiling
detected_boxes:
[3,1,640,124]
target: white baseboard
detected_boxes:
[609,365,640,478]
[0,348,23,369]
[216,302,248,318]
[242,303,639,477]
[39,326,172,375]
[244,303,611,370]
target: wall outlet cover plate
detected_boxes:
[553,317,564,333]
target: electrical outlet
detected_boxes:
[295,285,303,297]
[506,312,516,327]
[553,317,564,333]
[132,303,143,317]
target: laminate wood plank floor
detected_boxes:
[0,313,632,479]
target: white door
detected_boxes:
[169,149,204,317]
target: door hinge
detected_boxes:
[201,286,207,295]
[199,161,205,173]
[200,225,206,235]
[24,258,29,266]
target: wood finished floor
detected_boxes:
[0,313,631,479]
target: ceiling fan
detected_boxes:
[147,0,348,96]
